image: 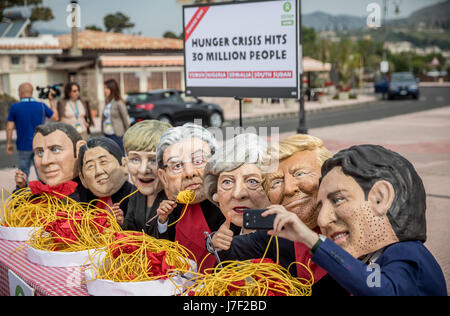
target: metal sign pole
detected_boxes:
[297,0,308,134]
[235,96,243,127]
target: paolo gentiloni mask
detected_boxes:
[316,144,426,258]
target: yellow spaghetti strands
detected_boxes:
[183,258,314,296]
[87,230,196,282]
[182,236,314,296]
[28,201,122,252]
[118,187,141,206]
[176,189,196,204]
[167,189,196,228]
[1,187,70,228]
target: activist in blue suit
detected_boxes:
[264,144,447,296]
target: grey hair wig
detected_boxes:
[156,123,218,169]
[203,133,272,205]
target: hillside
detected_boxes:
[404,0,450,29]
[303,1,450,31]
[303,11,365,31]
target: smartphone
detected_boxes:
[243,209,275,230]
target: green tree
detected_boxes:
[355,38,384,73]
[317,37,331,63]
[103,12,135,33]
[386,51,447,76]
[301,26,317,58]
[85,24,102,31]
[335,38,361,87]
[163,31,182,39]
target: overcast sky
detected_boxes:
[33,0,444,37]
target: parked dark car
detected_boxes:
[126,89,224,127]
[374,72,420,100]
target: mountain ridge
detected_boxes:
[303,1,450,31]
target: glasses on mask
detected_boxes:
[162,154,210,174]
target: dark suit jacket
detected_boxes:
[78,181,133,216]
[123,188,166,235]
[312,239,448,296]
[70,176,86,202]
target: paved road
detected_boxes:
[246,87,450,133]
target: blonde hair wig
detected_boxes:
[123,120,172,154]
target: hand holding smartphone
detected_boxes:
[243,209,276,230]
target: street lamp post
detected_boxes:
[69,0,82,57]
[297,0,308,134]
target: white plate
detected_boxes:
[0,225,39,242]
[27,245,97,267]
[84,255,197,296]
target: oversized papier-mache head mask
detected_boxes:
[203,133,273,228]
[264,134,332,229]
[317,144,426,258]
[33,122,86,186]
[156,123,217,204]
[123,120,172,197]
[78,137,128,198]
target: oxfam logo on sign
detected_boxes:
[283,2,292,13]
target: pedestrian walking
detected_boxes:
[102,79,130,154]
[6,82,59,184]
[57,82,94,140]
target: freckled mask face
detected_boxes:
[267,150,321,229]
[216,164,270,228]
[317,167,399,259]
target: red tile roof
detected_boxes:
[0,35,60,50]
[0,44,60,49]
[57,30,183,50]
